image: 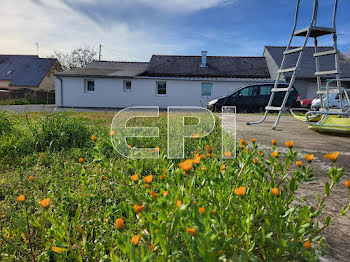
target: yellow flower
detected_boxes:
[235,186,246,196]
[17,195,25,202]
[150,191,158,198]
[91,135,97,141]
[39,198,50,208]
[271,151,279,158]
[108,130,115,136]
[186,227,197,236]
[51,246,68,253]
[304,241,312,249]
[176,200,182,207]
[253,158,258,165]
[159,174,165,180]
[155,146,160,152]
[220,164,226,170]
[194,134,200,139]
[285,141,294,148]
[211,209,216,214]
[115,218,124,229]
[240,139,247,145]
[296,161,302,167]
[271,188,279,196]
[201,167,207,171]
[272,139,277,145]
[133,204,145,212]
[21,232,28,243]
[144,175,153,183]
[345,180,350,189]
[130,174,138,182]
[304,154,314,163]
[131,235,141,246]
[324,152,339,162]
[224,151,232,157]
[163,191,169,197]
[178,160,193,172]
[250,138,256,143]
[198,207,205,215]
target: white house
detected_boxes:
[55,47,350,108]
[55,51,272,108]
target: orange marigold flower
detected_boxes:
[115,218,124,229]
[211,209,216,214]
[144,175,153,183]
[345,180,350,189]
[239,144,245,149]
[194,134,200,139]
[133,204,145,212]
[102,176,108,180]
[271,151,279,158]
[199,154,206,160]
[250,138,256,143]
[91,135,97,141]
[224,151,232,157]
[198,207,205,215]
[162,168,166,173]
[155,146,160,152]
[159,174,165,180]
[178,160,193,172]
[258,150,263,156]
[103,218,108,223]
[150,191,158,198]
[201,167,207,171]
[304,154,314,163]
[235,186,246,196]
[163,191,169,197]
[240,139,247,145]
[296,161,302,167]
[324,152,339,162]
[108,130,115,136]
[220,164,226,170]
[205,145,211,151]
[131,235,141,246]
[194,153,200,158]
[148,148,153,153]
[40,198,50,208]
[192,157,200,165]
[130,174,138,182]
[144,185,150,188]
[207,152,214,157]
[148,244,154,251]
[186,227,197,236]
[29,175,34,181]
[253,158,258,165]
[271,188,279,196]
[17,195,25,202]
[176,200,182,207]
[78,158,84,163]
[285,141,294,148]
[272,139,277,145]
[304,241,312,249]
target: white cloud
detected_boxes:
[0,0,201,60]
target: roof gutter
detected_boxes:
[135,76,273,82]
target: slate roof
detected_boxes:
[265,46,350,79]
[0,55,57,87]
[56,61,149,78]
[140,55,271,78]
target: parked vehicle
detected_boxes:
[311,93,350,110]
[207,83,300,112]
[300,98,315,108]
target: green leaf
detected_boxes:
[324,182,330,197]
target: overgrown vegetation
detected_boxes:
[0,112,349,261]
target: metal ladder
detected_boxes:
[247,0,340,130]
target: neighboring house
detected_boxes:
[55,52,271,108]
[0,55,61,92]
[264,46,350,99]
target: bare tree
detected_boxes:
[50,47,97,71]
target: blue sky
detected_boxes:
[1,0,349,60]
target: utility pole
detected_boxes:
[34,42,39,57]
[99,44,102,61]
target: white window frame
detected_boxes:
[84,79,95,93]
[123,80,132,92]
[156,81,167,96]
[202,83,212,97]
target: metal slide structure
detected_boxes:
[247,0,342,130]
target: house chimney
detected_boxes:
[200,51,208,68]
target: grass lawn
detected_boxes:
[0,111,349,261]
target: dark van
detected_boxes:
[207,83,300,112]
